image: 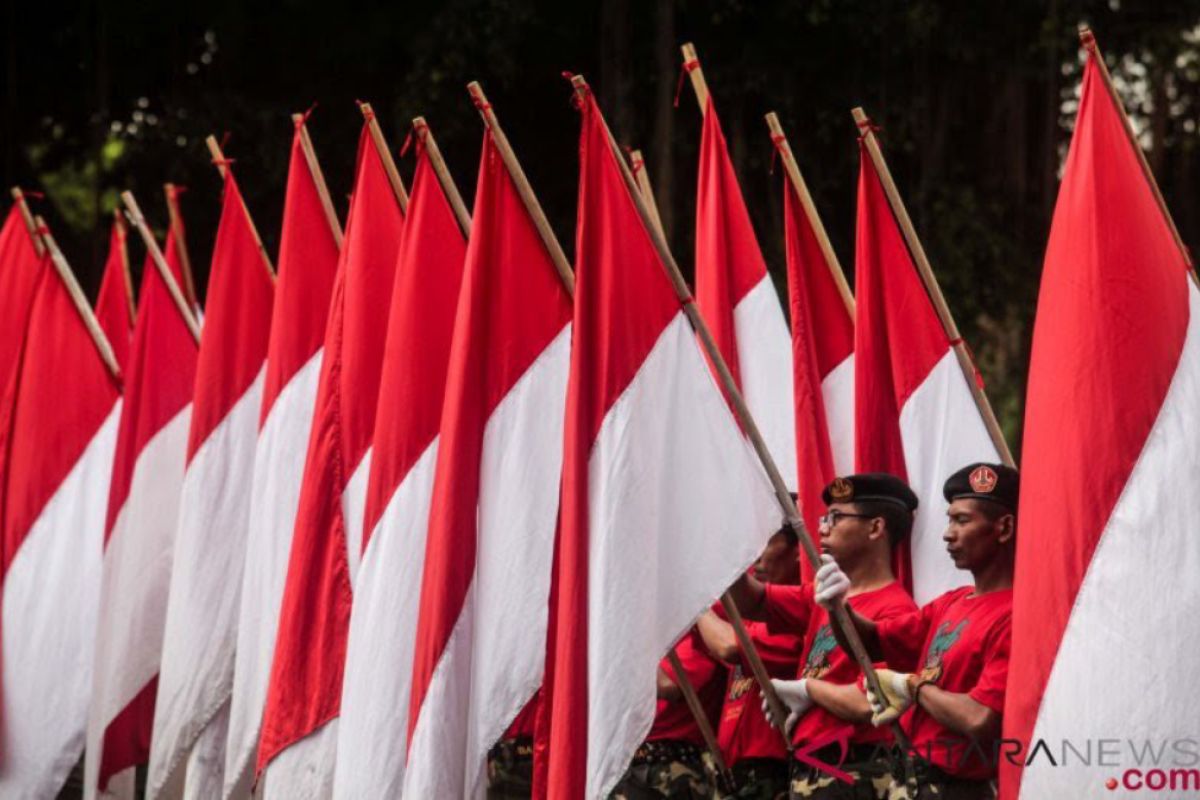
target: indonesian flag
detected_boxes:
[0,262,121,797]
[781,159,855,538]
[853,145,999,604]
[334,136,467,798]
[256,121,403,796]
[1001,52,1200,799]
[94,216,135,372]
[399,131,572,798]
[0,204,44,385]
[148,170,275,799]
[84,231,199,798]
[535,87,778,800]
[224,119,341,800]
[694,97,796,490]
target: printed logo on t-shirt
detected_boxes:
[800,624,837,679]
[727,666,755,701]
[919,619,968,684]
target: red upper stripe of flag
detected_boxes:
[95,218,134,372]
[0,206,45,389]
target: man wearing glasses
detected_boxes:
[727,473,918,799]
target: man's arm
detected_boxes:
[656,667,682,702]
[806,679,873,724]
[695,610,740,663]
[911,684,1000,740]
[724,573,767,621]
[828,605,884,662]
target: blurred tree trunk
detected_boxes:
[651,0,675,241]
[600,0,632,144]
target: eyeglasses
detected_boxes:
[819,510,875,529]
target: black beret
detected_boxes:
[821,473,918,512]
[942,462,1019,512]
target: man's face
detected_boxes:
[943,498,1013,571]
[818,501,879,564]
[754,531,801,585]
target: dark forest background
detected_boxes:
[4,0,1200,452]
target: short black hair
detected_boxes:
[853,499,912,547]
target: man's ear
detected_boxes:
[868,516,887,543]
[996,513,1016,545]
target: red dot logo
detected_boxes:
[1105,778,1118,790]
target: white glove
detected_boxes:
[813,554,850,609]
[865,669,914,727]
[763,678,810,736]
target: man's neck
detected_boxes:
[845,554,895,597]
[971,554,1014,594]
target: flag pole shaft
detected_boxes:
[35,218,122,381]
[114,209,136,322]
[628,150,667,241]
[359,102,410,214]
[571,74,895,746]
[10,187,46,256]
[411,117,472,238]
[679,42,709,111]
[1079,26,1200,288]
[467,82,575,294]
[852,108,1015,467]
[292,114,344,248]
[764,113,856,317]
[163,183,200,309]
[121,191,202,343]
[205,136,278,282]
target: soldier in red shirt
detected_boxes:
[818,463,1017,800]
[696,521,803,798]
[728,474,919,800]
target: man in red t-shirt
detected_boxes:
[727,473,919,800]
[610,628,727,799]
[696,522,803,798]
[819,463,1017,800]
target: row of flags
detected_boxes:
[0,29,1194,799]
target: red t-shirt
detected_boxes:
[876,586,1012,779]
[715,617,802,764]
[503,691,540,739]
[763,581,917,749]
[648,628,727,745]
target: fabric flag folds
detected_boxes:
[0,204,44,386]
[148,170,274,800]
[781,166,855,538]
[224,119,341,800]
[85,232,199,798]
[334,136,468,799]
[400,131,572,799]
[535,87,778,800]
[0,261,121,798]
[1001,52,1200,799]
[853,145,999,604]
[94,215,135,372]
[256,121,403,797]
[694,96,796,491]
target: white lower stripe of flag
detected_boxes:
[820,355,855,476]
[342,448,372,587]
[333,441,439,799]
[1022,284,1200,797]
[182,699,230,800]
[0,404,119,798]
[258,720,338,800]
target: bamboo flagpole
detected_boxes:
[628,150,667,242]
[164,182,201,309]
[1079,26,1200,288]
[121,191,202,343]
[204,135,277,281]
[466,81,574,294]
[359,102,410,214]
[679,42,709,111]
[764,113,856,317]
[10,187,46,256]
[114,209,137,321]
[852,107,1016,467]
[292,113,345,248]
[410,117,472,238]
[570,74,898,748]
[34,217,122,381]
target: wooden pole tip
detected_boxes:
[412,115,427,128]
[851,106,868,123]
[359,101,374,119]
[571,74,589,90]
[1078,25,1096,47]
[466,80,482,94]
[10,186,22,200]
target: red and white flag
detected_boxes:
[256,120,403,797]
[84,233,199,799]
[148,170,275,799]
[224,119,341,800]
[853,143,1000,603]
[94,215,135,372]
[334,136,468,798]
[1001,50,1200,799]
[400,131,572,798]
[0,204,44,385]
[0,260,121,798]
[781,159,855,538]
[535,86,778,800]
[694,97,796,489]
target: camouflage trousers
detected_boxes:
[609,739,714,799]
[882,758,994,800]
[487,736,534,799]
[789,754,896,800]
[727,757,789,799]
